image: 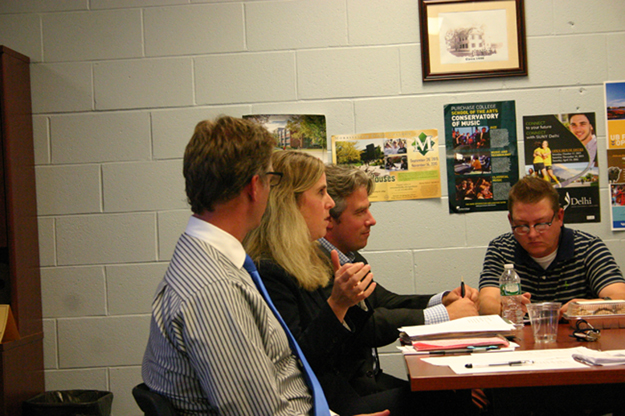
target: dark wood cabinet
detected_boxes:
[0,45,44,416]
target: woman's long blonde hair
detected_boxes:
[244,150,332,291]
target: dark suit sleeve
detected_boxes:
[354,282,434,347]
[257,260,371,372]
[349,252,435,347]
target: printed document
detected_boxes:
[400,314,515,340]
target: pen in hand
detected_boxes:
[465,360,534,369]
[460,277,465,298]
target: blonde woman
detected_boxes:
[245,151,421,415]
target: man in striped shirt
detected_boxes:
[141,116,317,415]
[478,176,625,315]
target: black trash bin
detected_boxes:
[23,390,113,416]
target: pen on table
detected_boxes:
[460,277,465,298]
[465,360,534,369]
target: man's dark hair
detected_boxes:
[567,112,595,132]
[183,116,275,214]
[325,164,374,220]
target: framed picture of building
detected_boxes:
[419,0,527,81]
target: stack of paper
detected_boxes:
[399,315,516,343]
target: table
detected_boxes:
[404,323,625,392]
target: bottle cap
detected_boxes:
[504,264,514,269]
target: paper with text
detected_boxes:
[422,346,593,374]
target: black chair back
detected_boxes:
[132,383,177,416]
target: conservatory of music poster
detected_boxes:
[444,100,519,214]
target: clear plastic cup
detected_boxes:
[527,302,561,343]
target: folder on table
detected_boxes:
[412,335,510,352]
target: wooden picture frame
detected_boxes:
[419,0,527,81]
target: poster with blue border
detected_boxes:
[606,80,625,230]
[445,100,519,214]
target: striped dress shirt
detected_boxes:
[479,226,624,303]
[142,216,313,415]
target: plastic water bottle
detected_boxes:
[500,264,523,328]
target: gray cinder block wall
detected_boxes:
[1,1,624,414]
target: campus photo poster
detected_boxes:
[605,80,625,230]
[522,113,600,223]
[331,130,441,202]
[444,100,519,214]
[243,114,327,161]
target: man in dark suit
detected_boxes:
[320,164,479,398]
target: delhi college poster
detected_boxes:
[522,113,600,223]
[445,100,519,214]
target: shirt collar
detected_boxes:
[514,225,575,269]
[185,215,246,269]
[318,237,356,265]
[556,226,575,260]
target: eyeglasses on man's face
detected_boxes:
[265,171,283,186]
[511,213,557,235]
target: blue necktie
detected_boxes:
[243,255,330,416]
